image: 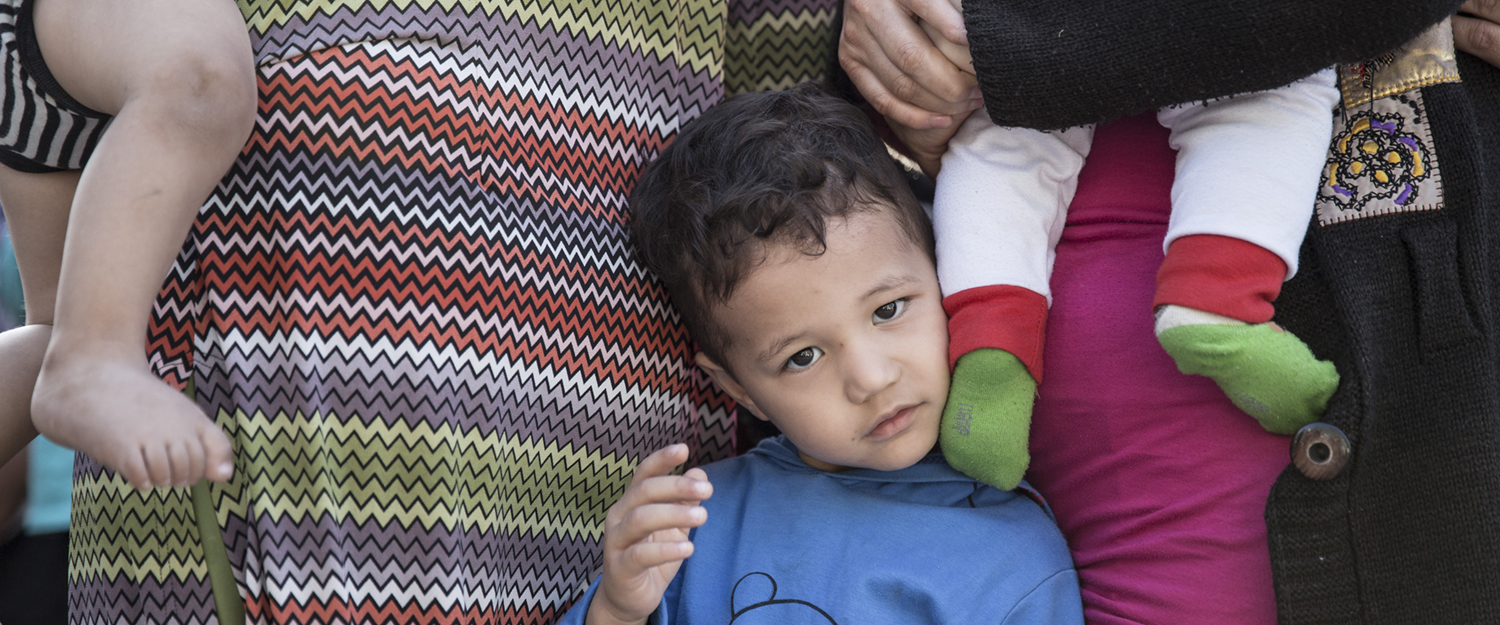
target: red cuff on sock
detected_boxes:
[943,285,1048,382]
[1153,234,1287,323]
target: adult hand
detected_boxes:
[840,0,979,130]
[1455,0,1500,68]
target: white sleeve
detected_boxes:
[1156,67,1340,279]
[932,111,1093,302]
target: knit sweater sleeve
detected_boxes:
[963,0,1463,130]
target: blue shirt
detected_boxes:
[560,436,1083,624]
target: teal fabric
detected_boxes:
[23,437,72,535]
[0,226,22,325]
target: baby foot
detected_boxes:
[941,348,1035,490]
[31,355,232,490]
[1155,305,1339,434]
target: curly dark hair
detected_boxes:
[630,83,932,365]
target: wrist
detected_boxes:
[584,591,650,625]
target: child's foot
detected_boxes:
[941,348,1035,490]
[31,355,233,490]
[1155,305,1339,434]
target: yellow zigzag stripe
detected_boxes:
[215,408,638,540]
[238,0,728,75]
[68,473,209,583]
[725,7,836,94]
[733,5,834,39]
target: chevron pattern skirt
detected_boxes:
[65,0,835,622]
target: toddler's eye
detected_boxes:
[786,347,823,371]
[873,298,907,323]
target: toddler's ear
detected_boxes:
[694,352,768,421]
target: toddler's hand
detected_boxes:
[587,444,712,625]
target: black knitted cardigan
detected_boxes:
[958,1,1500,622]
[965,1,1467,129]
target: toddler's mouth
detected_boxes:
[867,404,919,440]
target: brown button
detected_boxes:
[1291,423,1351,480]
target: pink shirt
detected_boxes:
[1027,113,1290,624]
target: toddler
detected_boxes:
[557,86,1084,625]
[0,0,256,489]
[921,2,1343,488]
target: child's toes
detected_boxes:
[122,449,154,492]
[168,439,202,487]
[144,443,175,488]
[200,425,234,482]
[1157,321,1339,434]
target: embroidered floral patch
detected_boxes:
[1316,92,1442,226]
[1316,18,1458,227]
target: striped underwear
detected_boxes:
[0,0,110,173]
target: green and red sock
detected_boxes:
[1153,235,1338,433]
[941,286,1046,489]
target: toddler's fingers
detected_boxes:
[616,474,712,513]
[620,540,695,572]
[676,468,712,505]
[628,444,690,487]
[201,425,234,482]
[609,503,707,549]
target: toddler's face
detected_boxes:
[697,209,949,472]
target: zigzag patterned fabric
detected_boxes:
[67,0,836,622]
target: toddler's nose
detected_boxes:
[843,343,900,404]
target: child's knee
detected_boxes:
[132,51,257,146]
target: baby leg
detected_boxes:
[1153,235,1338,434]
[1153,71,1342,433]
[0,326,44,466]
[24,0,255,489]
[933,117,1092,489]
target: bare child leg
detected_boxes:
[0,170,72,466]
[23,0,255,490]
